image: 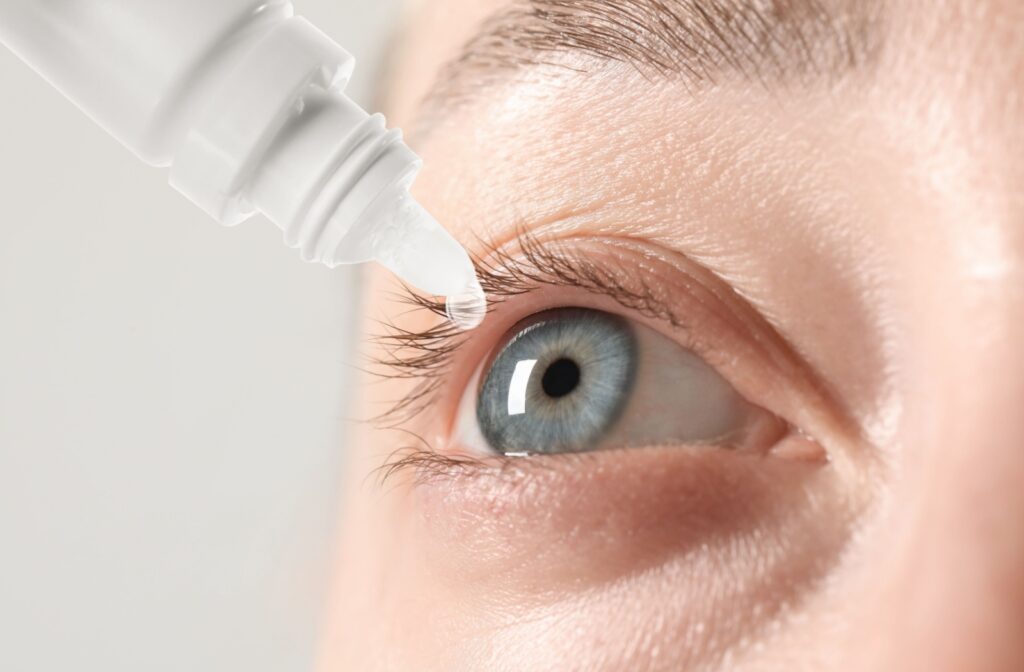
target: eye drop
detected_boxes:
[0,0,484,329]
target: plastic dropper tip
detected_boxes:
[366,188,487,329]
[445,278,487,331]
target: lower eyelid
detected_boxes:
[411,446,839,594]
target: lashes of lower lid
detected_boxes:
[373,443,543,488]
[372,440,616,489]
[370,231,681,429]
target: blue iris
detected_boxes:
[476,309,638,455]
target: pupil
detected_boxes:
[541,358,581,399]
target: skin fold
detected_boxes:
[319,1,1024,670]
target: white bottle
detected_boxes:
[0,0,485,328]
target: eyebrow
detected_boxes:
[423,0,880,114]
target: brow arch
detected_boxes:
[427,0,881,110]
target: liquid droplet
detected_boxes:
[445,279,487,331]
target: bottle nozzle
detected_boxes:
[370,190,487,330]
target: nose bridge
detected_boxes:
[858,246,1024,670]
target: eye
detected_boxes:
[456,307,774,456]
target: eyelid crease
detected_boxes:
[369,230,695,430]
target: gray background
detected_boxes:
[0,1,403,669]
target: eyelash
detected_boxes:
[373,438,621,488]
[370,231,687,428]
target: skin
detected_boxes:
[320,1,1024,670]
